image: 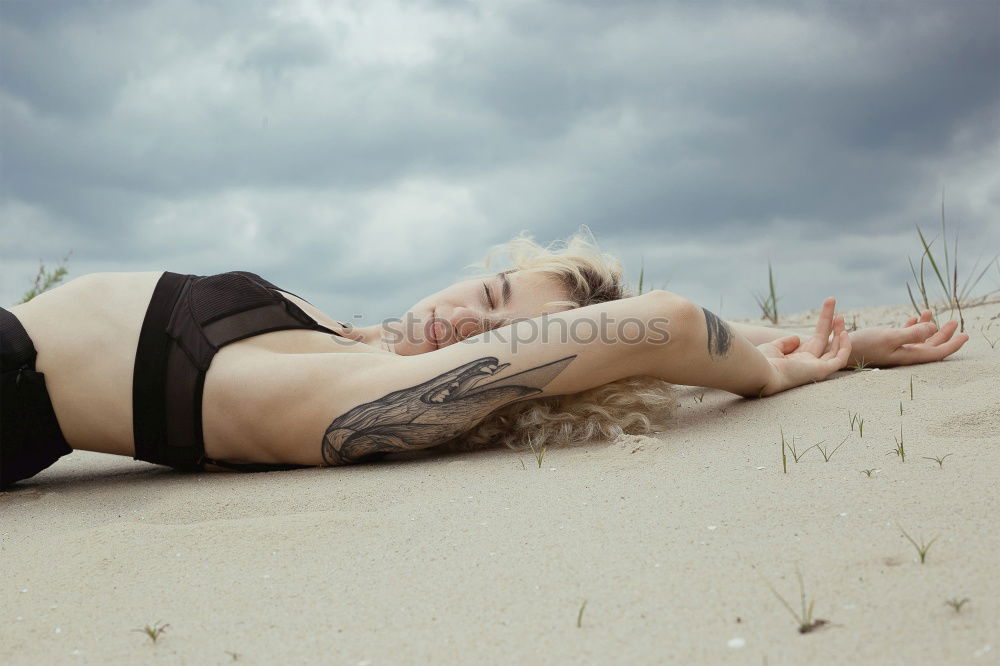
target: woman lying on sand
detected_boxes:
[1,228,969,488]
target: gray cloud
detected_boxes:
[2,0,998,321]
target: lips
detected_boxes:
[427,309,441,350]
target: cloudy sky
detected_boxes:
[2,0,998,324]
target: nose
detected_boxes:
[449,306,483,340]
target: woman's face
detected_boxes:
[390,270,571,355]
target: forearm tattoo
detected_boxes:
[702,308,733,358]
[321,355,576,465]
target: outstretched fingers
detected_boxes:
[823,330,852,374]
[821,316,846,360]
[925,320,959,346]
[905,310,933,327]
[805,297,837,355]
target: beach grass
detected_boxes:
[898,525,939,564]
[133,620,170,643]
[18,252,72,304]
[922,453,952,468]
[849,411,866,438]
[849,357,871,372]
[528,442,547,468]
[945,597,970,613]
[753,261,780,324]
[906,190,999,333]
[981,329,999,349]
[887,424,906,461]
[816,435,850,462]
[759,566,827,634]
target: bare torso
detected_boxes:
[8,272,395,470]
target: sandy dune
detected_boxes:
[3,299,998,665]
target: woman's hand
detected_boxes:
[846,308,969,368]
[756,297,852,396]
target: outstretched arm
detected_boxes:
[727,306,969,368]
[263,290,849,466]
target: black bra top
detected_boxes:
[132,270,343,473]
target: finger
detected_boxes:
[775,335,801,354]
[807,297,836,354]
[904,310,933,327]
[925,320,958,346]
[833,330,852,368]
[896,322,937,344]
[902,332,969,363]
[818,331,851,377]
[822,317,844,360]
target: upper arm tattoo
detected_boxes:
[321,355,576,465]
[702,307,733,358]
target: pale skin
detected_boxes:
[6,270,969,475]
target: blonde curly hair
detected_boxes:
[436,225,679,454]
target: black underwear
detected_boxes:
[133,270,343,473]
[1,307,73,489]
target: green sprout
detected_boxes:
[816,435,850,462]
[528,441,547,468]
[753,261,780,325]
[922,453,953,468]
[849,356,871,372]
[19,252,73,304]
[133,620,170,643]
[758,565,828,634]
[898,525,939,564]
[945,597,969,613]
[887,424,906,461]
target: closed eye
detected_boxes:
[483,282,495,309]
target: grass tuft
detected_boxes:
[981,329,999,349]
[945,597,970,613]
[849,356,871,372]
[757,565,828,634]
[861,468,879,478]
[18,252,73,304]
[527,441,547,468]
[781,429,816,464]
[887,424,906,461]
[781,430,788,474]
[898,525,939,564]
[133,620,170,643]
[752,261,780,325]
[577,599,588,628]
[848,411,866,437]
[905,189,999,333]
[922,453,953,468]
[816,435,850,462]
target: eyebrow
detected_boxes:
[497,271,512,307]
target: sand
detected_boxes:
[2,299,998,665]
